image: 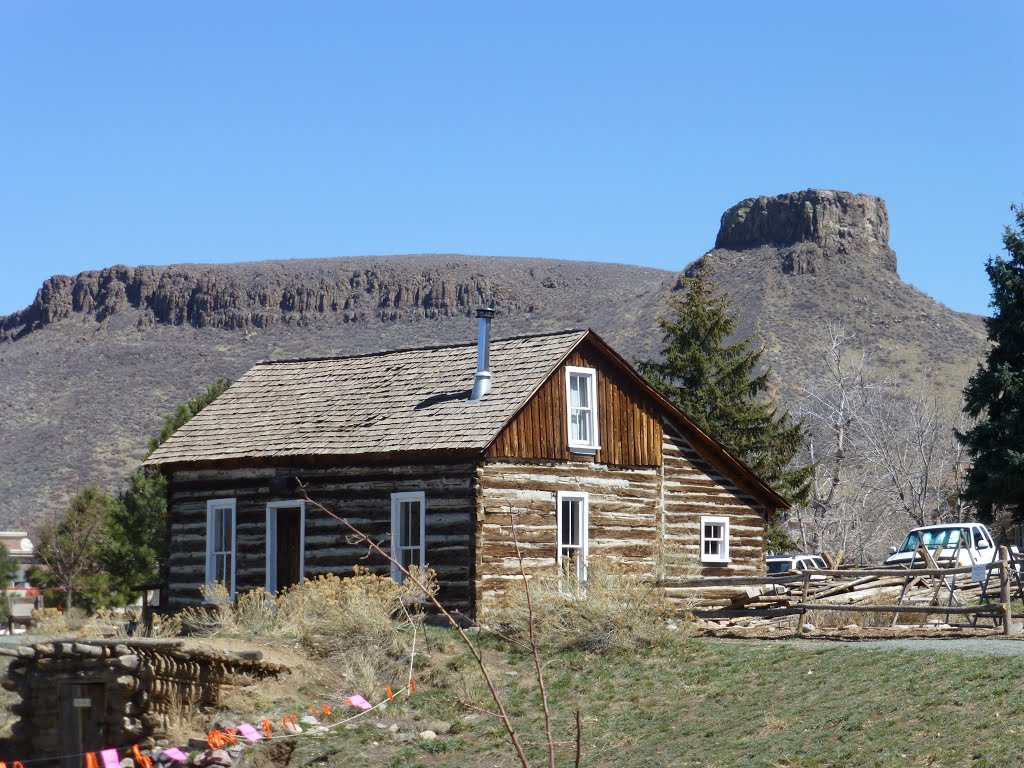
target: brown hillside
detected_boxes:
[0,191,988,528]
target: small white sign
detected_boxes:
[971,564,987,583]
[72,698,92,708]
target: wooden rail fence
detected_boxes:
[667,546,1019,634]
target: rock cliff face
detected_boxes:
[714,189,897,275]
[0,258,528,342]
[0,191,989,531]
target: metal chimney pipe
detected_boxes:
[470,305,495,400]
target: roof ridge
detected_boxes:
[254,328,589,366]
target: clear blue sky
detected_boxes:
[1,2,1021,317]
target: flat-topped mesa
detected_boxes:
[714,189,897,274]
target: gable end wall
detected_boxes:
[660,420,769,579]
[485,342,663,467]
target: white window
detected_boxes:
[701,516,730,563]
[565,366,599,452]
[391,491,426,584]
[557,491,589,582]
[206,498,237,598]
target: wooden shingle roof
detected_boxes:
[145,330,587,467]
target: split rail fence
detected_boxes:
[667,545,1022,634]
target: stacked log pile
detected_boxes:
[0,639,289,763]
[681,568,1005,628]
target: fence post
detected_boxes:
[796,571,812,633]
[1001,545,1013,636]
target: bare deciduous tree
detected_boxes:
[861,382,974,528]
[32,485,115,610]
[787,323,976,563]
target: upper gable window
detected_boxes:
[565,366,599,452]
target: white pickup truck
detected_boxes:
[883,523,1007,568]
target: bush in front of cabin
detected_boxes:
[179,567,437,694]
[486,557,680,653]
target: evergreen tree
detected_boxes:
[638,264,812,505]
[148,378,232,455]
[959,204,1024,522]
[100,378,232,601]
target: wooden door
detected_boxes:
[58,681,106,768]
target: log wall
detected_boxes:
[485,342,663,467]
[165,461,477,613]
[474,459,660,614]
[1,639,286,766]
[660,420,769,583]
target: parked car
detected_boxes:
[882,523,1003,568]
[767,553,828,575]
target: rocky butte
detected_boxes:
[714,189,897,274]
[0,189,987,527]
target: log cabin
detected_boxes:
[146,309,789,616]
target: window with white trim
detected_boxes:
[566,366,599,452]
[391,491,426,584]
[206,498,237,598]
[701,516,730,563]
[557,491,589,583]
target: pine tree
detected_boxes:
[101,378,232,599]
[959,204,1024,522]
[638,264,812,505]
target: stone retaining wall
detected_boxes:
[1,638,288,766]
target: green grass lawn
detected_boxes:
[273,632,1024,768]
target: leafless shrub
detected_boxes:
[178,582,236,636]
[181,568,435,648]
[30,606,89,635]
[487,557,676,653]
[178,568,436,694]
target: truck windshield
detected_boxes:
[897,528,965,553]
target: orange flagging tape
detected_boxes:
[132,745,153,768]
[261,719,273,738]
[85,753,100,768]
[386,686,394,702]
[207,731,225,749]
[222,728,237,747]
[409,678,416,693]
[321,704,332,718]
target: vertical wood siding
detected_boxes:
[165,462,477,613]
[660,421,768,583]
[474,459,660,614]
[485,343,663,467]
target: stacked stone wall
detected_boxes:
[1,639,287,766]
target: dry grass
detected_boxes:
[29,606,90,635]
[28,606,181,638]
[804,589,930,629]
[162,693,206,745]
[179,567,437,694]
[180,567,436,646]
[486,558,680,653]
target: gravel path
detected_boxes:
[852,637,1024,656]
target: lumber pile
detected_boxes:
[688,568,1001,629]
